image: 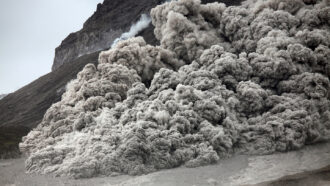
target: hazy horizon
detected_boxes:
[0,0,103,94]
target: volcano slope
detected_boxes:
[20,0,330,178]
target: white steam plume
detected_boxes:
[111,14,151,48]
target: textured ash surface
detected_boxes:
[1,142,330,186]
[19,0,330,178]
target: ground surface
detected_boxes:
[1,142,329,186]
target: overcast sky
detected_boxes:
[0,0,103,94]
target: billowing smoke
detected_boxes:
[111,14,151,48]
[20,0,330,179]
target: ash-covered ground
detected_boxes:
[1,142,330,186]
[18,0,330,179]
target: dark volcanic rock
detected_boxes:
[52,0,243,71]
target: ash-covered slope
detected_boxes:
[20,0,330,179]
[52,0,242,71]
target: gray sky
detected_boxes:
[0,0,103,94]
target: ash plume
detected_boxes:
[20,0,330,178]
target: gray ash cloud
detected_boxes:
[20,0,330,178]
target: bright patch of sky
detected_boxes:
[0,0,103,93]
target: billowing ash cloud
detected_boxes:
[20,0,330,179]
[111,14,151,48]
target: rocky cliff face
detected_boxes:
[52,0,242,71]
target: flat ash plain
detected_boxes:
[1,142,329,186]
